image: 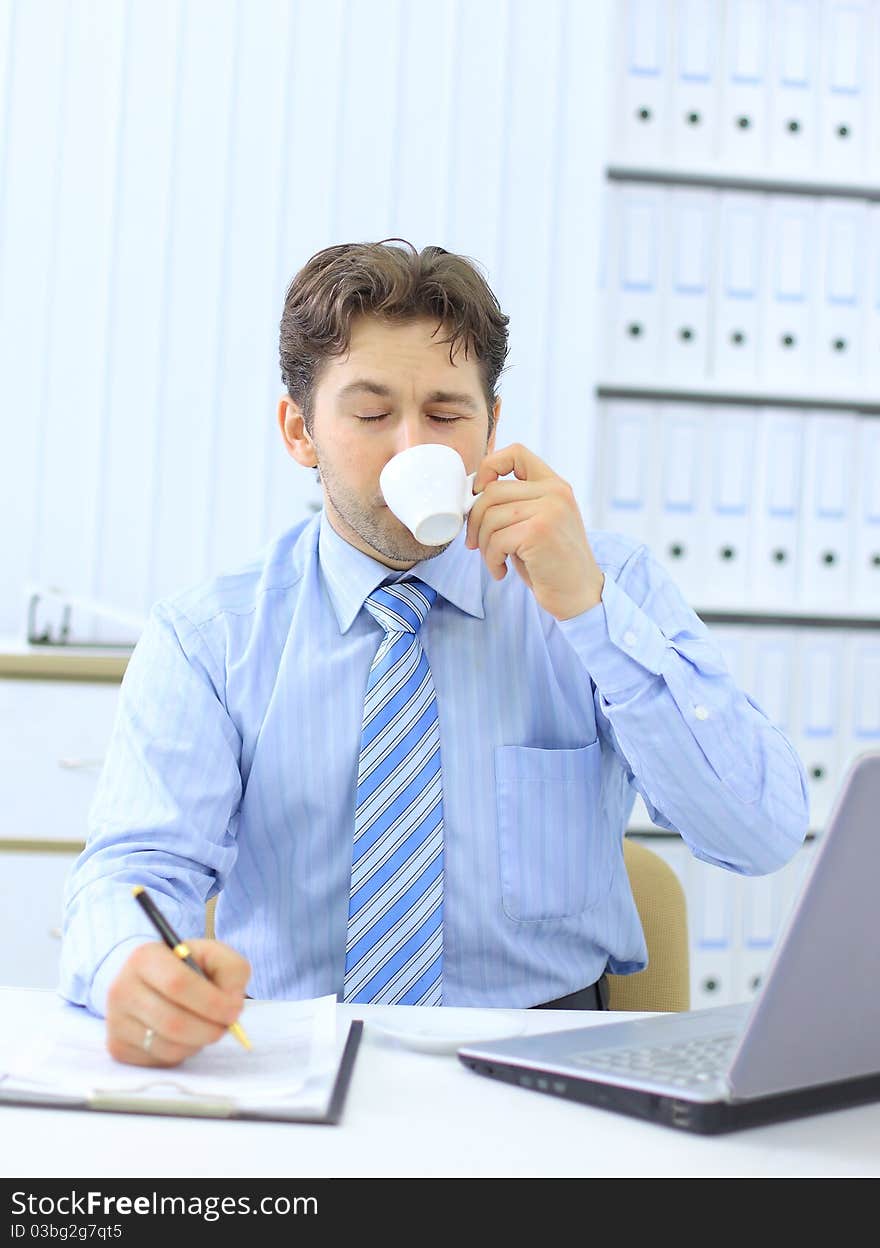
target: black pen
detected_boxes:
[132,885,252,1051]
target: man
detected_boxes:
[60,239,809,1068]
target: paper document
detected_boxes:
[0,994,358,1121]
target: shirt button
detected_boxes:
[623,630,637,647]
[694,705,710,720]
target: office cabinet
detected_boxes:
[0,657,122,988]
[0,677,120,843]
[0,848,82,989]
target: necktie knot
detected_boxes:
[364,578,437,635]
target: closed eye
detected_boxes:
[355,413,465,423]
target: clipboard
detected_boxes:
[0,1021,362,1125]
[0,997,363,1126]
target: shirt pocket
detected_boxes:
[494,741,609,922]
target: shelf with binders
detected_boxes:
[592,397,880,621]
[598,178,880,400]
[593,398,880,834]
[704,622,879,836]
[611,0,879,196]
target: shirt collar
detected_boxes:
[317,509,485,633]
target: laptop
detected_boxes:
[458,750,880,1134]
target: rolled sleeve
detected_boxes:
[58,600,243,1016]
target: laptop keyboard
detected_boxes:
[569,1030,740,1090]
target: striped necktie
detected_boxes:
[342,578,444,1005]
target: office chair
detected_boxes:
[204,837,690,1011]
[606,837,690,1012]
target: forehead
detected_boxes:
[323,315,482,391]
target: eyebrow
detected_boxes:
[335,379,481,411]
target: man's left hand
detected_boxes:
[465,442,605,621]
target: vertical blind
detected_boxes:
[0,0,608,641]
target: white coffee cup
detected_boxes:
[379,444,479,546]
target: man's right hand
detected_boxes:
[105,939,251,1068]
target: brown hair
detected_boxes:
[279,238,510,436]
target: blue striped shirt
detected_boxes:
[59,511,810,1015]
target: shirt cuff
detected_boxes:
[556,574,669,697]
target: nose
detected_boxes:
[393,414,433,453]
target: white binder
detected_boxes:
[817,0,871,181]
[814,197,867,390]
[686,853,736,1009]
[597,399,658,545]
[839,632,880,784]
[863,202,880,392]
[750,407,804,608]
[718,0,770,168]
[660,187,714,381]
[770,841,816,971]
[767,0,820,175]
[736,836,814,1002]
[734,869,780,1003]
[631,833,733,1008]
[606,183,664,380]
[615,0,672,163]
[702,405,757,609]
[669,0,719,164]
[654,403,707,599]
[792,630,843,832]
[797,410,856,609]
[597,181,611,303]
[760,195,817,387]
[852,416,880,613]
[710,190,764,384]
[779,838,816,922]
[749,628,796,740]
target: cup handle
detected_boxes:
[463,471,479,515]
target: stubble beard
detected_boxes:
[316,459,449,566]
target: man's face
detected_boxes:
[279,314,501,568]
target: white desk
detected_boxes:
[0,988,877,1178]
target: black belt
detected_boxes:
[533,973,609,1011]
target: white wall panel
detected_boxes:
[0,0,610,640]
[35,0,127,625]
[442,0,509,277]
[332,0,403,243]
[93,0,182,623]
[205,0,295,580]
[0,1,12,201]
[384,0,458,247]
[0,0,70,632]
[492,2,563,455]
[146,0,239,606]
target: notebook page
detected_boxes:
[0,995,339,1110]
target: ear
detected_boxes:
[487,396,502,454]
[278,396,318,467]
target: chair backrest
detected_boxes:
[606,838,690,1012]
